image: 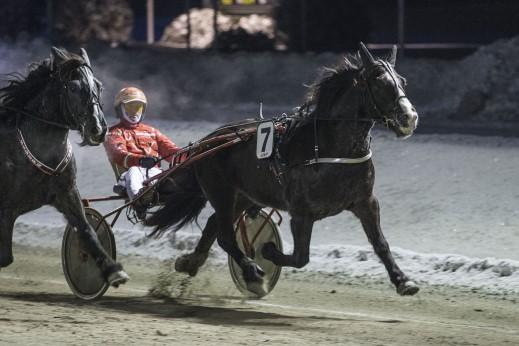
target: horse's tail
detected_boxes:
[145,166,207,238]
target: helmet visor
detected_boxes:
[122,101,145,116]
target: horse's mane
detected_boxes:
[302,53,364,119]
[0,49,85,120]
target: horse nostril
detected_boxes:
[410,114,418,128]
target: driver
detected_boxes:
[104,87,180,217]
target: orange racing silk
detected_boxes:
[104,121,180,177]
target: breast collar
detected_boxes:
[16,116,73,176]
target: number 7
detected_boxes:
[261,127,271,152]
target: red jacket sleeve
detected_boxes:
[155,129,180,162]
[104,128,145,168]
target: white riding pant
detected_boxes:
[118,166,162,200]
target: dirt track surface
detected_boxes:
[1,246,519,346]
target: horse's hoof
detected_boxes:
[175,255,191,273]
[240,257,265,282]
[397,280,419,296]
[0,254,13,268]
[246,280,268,297]
[108,270,130,288]
[175,254,205,277]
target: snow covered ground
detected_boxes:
[13,118,519,294]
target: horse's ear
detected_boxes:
[389,45,397,66]
[359,42,375,66]
[79,48,91,67]
[50,47,67,71]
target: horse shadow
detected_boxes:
[0,291,345,328]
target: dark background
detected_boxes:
[3,0,519,53]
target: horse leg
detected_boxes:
[175,196,254,277]
[352,195,419,296]
[174,213,218,276]
[262,213,314,268]
[53,187,129,287]
[212,194,265,294]
[0,210,16,269]
[196,162,265,293]
[216,208,267,295]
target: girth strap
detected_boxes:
[304,150,372,166]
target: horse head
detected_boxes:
[358,42,418,138]
[50,47,107,146]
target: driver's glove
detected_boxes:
[139,156,158,169]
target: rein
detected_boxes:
[0,104,70,129]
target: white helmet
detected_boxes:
[114,87,147,124]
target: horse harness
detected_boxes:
[264,61,408,184]
[14,115,73,176]
[256,114,368,186]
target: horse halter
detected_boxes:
[359,60,410,128]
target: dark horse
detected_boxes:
[0,47,129,287]
[146,43,419,296]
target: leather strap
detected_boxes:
[17,126,73,176]
[304,150,372,166]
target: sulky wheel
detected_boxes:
[62,207,116,300]
[228,209,283,298]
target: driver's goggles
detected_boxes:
[122,101,145,116]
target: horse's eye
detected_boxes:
[67,80,81,93]
[375,73,387,80]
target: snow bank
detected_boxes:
[13,221,519,294]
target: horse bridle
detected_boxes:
[360,60,410,128]
[56,62,103,131]
[1,63,103,130]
